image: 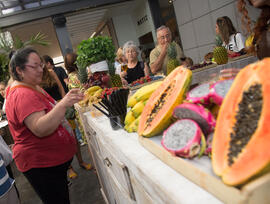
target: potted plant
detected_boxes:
[76,36,117,88]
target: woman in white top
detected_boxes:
[216,16,246,55]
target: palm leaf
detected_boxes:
[23,32,50,47]
[13,36,24,50]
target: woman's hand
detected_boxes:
[120,71,127,78]
[60,88,84,108]
[24,88,84,138]
[121,78,128,86]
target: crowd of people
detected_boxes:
[0,0,269,203]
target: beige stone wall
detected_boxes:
[7,17,62,60]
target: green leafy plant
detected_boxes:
[76,36,116,67]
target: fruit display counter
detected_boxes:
[191,55,257,85]
[82,111,223,204]
[77,56,266,203]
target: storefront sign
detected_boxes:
[137,15,148,26]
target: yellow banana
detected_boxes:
[135,81,163,102]
[124,117,138,132]
[93,89,103,97]
[87,86,101,95]
[135,115,141,126]
[131,100,146,118]
[124,111,136,126]
[127,95,137,107]
[124,124,133,133]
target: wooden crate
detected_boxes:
[138,135,270,204]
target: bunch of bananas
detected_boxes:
[78,86,103,107]
[124,81,163,132]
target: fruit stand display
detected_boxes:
[191,54,257,85]
[76,54,268,203]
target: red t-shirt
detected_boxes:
[6,85,77,172]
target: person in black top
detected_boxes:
[43,55,69,93]
[120,41,150,85]
[40,64,66,101]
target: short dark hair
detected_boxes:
[64,53,78,74]
[43,55,54,65]
[9,47,39,81]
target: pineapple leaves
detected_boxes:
[215,35,223,47]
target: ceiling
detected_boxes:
[0,0,70,15]
[65,8,108,49]
[64,0,138,49]
[1,0,138,51]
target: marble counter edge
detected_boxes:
[84,112,223,204]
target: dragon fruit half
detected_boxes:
[161,119,204,158]
[186,82,211,105]
[209,78,234,105]
[173,103,216,135]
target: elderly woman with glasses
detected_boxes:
[120,41,150,85]
[5,47,84,204]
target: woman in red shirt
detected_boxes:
[6,47,84,204]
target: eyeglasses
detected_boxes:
[158,34,171,40]
[126,50,137,54]
[25,63,45,69]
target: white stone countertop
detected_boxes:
[84,112,223,204]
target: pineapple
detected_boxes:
[77,60,88,84]
[108,62,122,87]
[213,35,228,65]
[166,42,180,75]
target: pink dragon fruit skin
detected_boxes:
[204,132,213,156]
[186,83,211,105]
[173,103,216,135]
[161,119,204,158]
[209,78,234,105]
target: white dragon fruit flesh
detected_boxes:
[161,119,204,158]
[209,79,234,105]
[186,82,211,105]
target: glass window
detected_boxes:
[41,0,65,6]
[24,2,40,9]
[2,6,21,15]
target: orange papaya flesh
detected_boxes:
[138,66,192,137]
[212,58,270,186]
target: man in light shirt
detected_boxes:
[149,25,185,75]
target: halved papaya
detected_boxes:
[138,66,192,137]
[212,58,270,186]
